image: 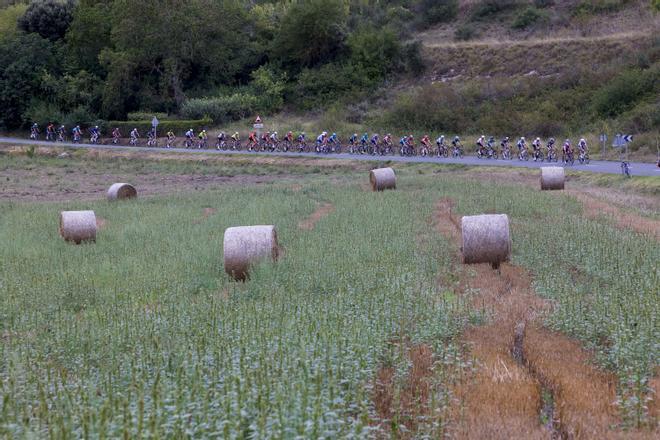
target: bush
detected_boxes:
[470,0,520,21]
[107,117,213,135]
[573,0,632,15]
[180,94,259,123]
[511,7,548,29]
[348,26,402,80]
[534,0,554,6]
[250,66,286,114]
[18,0,75,41]
[126,112,170,121]
[417,0,458,27]
[455,23,479,41]
[292,63,366,110]
[592,66,658,118]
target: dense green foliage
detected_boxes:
[17,0,74,41]
[0,0,430,129]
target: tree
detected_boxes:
[0,33,59,128]
[102,0,255,117]
[273,0,347,70]
[65,0,112,75]
[18,0,76,41]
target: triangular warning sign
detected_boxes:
[255,115,262,123]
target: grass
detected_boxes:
[0,157,657,436]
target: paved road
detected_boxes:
[2,137,658,177]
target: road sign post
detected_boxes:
[599,133,607,159]
[253,115,264,138]
[152,116,159,139]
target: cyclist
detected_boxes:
[165,130,175,148]
[216,131,226,149]
[349,133,358,146]
[89,125,100,144]
[129,127,139,145]
[500,136,510,159]
[407,135,416,155]
[197,129,207,148]
[578,138,588,154]
[231,131,240,149]
[532,137,542,161]
[57,124,66,142]
[285,131,294,144]
[399,135,407,153]
[546,138,556,161]
[72,125,83,143]
[476,135,486,157]
[30,123,39,140]
[316,131,327,152]
[45,122,55,141]
[562,139,573,164]
[111,127,121,144]
[327,132,339,152]
[370,133,379,153]
[517,137,527,160]
[269,131,279,150]
[382,133,392,154]
[248,131,258,150]
[360,132,369,152]
[451,136,462,157]
[297,132,306,151]
[420,134,432,156]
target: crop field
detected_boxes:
[0,150,658,438]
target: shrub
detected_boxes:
[126,112,170,121]
[511,7,548,29]
[107,117,213,135]
[180,94,259,123]
[250,66,286,114]
[573,0,633,15]
[417,0,459,27]
[470,0,520,21]
[592,66,658,118]
[455,23,479,41]
[18,0,75,41]
[292,63,365,110]
[534,0,555,6]
[348,26,402,80]
[654,0,660,12]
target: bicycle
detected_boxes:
[518,148,529,161]
[436,144,449,158]
[451,145,463,158]
[147,136,158,147]
[183,137,194,148]
[578,151,590,164]
[563,150,574,166]
[532,148,544,162]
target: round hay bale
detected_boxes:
[224,225,278,281]
[107,183,137,201]
[461,214,511,266]
[60,210,97,244]
[540,167,565,190]
[369,167,396,191]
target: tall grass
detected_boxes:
[0,168,657,435]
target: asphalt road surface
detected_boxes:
[1,137,658,177]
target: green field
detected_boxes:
[0,156,658,437]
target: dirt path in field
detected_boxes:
[298,203,335,231]
[372,341,436,438]
[433,198,631,439]
[568,190,660,240]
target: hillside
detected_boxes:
[363,0,660,159]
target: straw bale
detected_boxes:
[60,210,97,244]
[224,225,278,281]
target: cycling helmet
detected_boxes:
[549,138,555,142]
[504,136,509,141]
[301,132,305,135]
[580,138,585,143]
[332,133,336,137]
[274,131,277,135]
[535,137,540,142]
[521,137,525,141]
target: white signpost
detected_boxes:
[253,115,264,137]
[152,116,159,138]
